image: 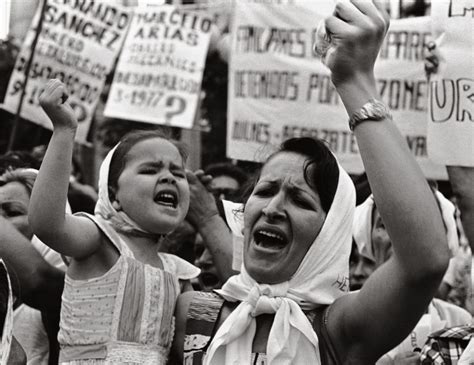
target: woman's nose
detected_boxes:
[262,195,285,220]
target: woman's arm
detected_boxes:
[29,79,101,259]
[324,1,449,361]
[186,170,238,282]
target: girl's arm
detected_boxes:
[29,79,101,259]
[323,1,449,361]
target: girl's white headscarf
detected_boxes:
[353,191,459,261]
[95,144,160,238]
[204,163,356,365]
[0,260,14,364]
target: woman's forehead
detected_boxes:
[260,152,308,181]
[0,182,30,203]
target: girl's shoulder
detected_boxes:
[158,253,200,280]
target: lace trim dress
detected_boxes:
[58,213,199,364]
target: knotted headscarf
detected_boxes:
[353,191,459,262]
[94,144,161,239]
[204,163,356,365]
[0,260,14,364]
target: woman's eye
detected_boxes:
[294,197,313,210]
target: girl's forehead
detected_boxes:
[126,138,183,163]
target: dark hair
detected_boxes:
[243,137,339,213]
[204,162,248,187]
[108,130,188,201]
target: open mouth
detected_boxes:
[253,229,288,251]
[199,272,220,289]
[154,190,178,208]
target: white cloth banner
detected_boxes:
[428,0,474,167]
[104,5,212,129]
[1,0,131,143]
[227,2,448,179]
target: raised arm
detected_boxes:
[186,170,237,282]
[29,79,101,259]
[323,1,449,361]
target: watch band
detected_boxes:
[348,99,392,131]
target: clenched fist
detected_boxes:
[39,79,77,131]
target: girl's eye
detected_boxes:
[140,169,157,175]
[173,171,186,178]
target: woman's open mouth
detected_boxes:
[253,229,288,251]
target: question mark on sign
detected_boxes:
[165,96,186,124]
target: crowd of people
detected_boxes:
[0,1,472,364]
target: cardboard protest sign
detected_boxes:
[428,0,474,167]
[104,5,212,129]
[1,0,131,143]
[227,2,447,179]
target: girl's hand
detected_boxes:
[39,79,77,131]
[324,0,390,86]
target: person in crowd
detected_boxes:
[0,259,26,365]
[29,83,200,364]
[171,2,450,364]
[203,162,248,203]
[352,194,472,364]
[418,41,474,365]
[0,168,66,364]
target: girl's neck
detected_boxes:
[122,233,165,269]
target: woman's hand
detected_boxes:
[39,79,77,132]
[424,41,440,80]
[185,170,219,229]
[324,0,390,87]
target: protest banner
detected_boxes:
[104,5,212,129]
[227,2,448,179]
[1,0,131,143]
[427,0,474,167]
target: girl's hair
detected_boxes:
[242,137,339,213]
[108,130,188,201]
[0,169,37,196]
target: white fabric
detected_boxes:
[459,337,474,365]
[353,191,459,261]
[94,144,157,237]
[0,260,14,364]
[222,200,244,272]
[379,298,472,363]
[13,305,49,365]
[204,164,356,365]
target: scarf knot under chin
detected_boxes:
[247,282,289,317]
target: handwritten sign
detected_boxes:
[427,0,474,166]
[1,0,131,143]
[227,2,447,179]
[104,5,212,129]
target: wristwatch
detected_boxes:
[348,99,392,131]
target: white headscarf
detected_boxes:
[0,260,14,364]
[204,164,356,365]
[94,144,161,238]
[353,191,459,261]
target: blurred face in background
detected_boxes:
[208,174,241,202]
[0,181,33,240]
[349,206,393,290]
[194,234,222,291]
